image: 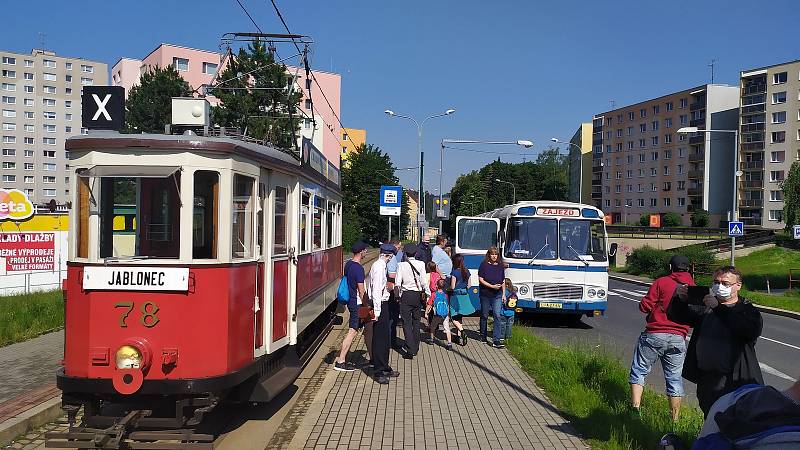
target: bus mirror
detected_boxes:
[609,242,618,256]
[498,230,505,245]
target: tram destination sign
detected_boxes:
[83,266,190,291]
[81,86,125,131]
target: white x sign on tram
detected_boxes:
[91,94,112,121]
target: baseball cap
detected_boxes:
[669,255,690,272]
[379,243,397,255]
[351,240,369,254]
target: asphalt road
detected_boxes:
[523,277,799,405]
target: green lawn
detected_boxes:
[726,247,800,290]
[742,289,800,313]
[0,290,64,347]
[508,328,703,450]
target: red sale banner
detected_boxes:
[0,233,56,271]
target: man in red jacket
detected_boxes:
[629,255,695,421]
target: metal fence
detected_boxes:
[606,226,727,240]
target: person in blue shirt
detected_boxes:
[500,278,517,345]
[385,240,403,349]
[431,235,453,279]
[449,253,472,346]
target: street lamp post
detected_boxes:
[677,126,740,265]
[551,138,585,203]
[494,178,516,204]
[469,194,486,211]
[440,138,533,220]
[385,108,456,242]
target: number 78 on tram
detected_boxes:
[455,201,616,320]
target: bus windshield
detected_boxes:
[559,219,607,262]
[505,218,557,260]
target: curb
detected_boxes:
[610,273,800,320]
[0,395,62,446]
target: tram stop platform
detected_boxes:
[287,317,587,450]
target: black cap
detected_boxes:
[351,240,368,254]
[669,255,690,272]
[379,243,397,255]
[403,243,418,256]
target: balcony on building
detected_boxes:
[740,161,764,170]
[592,164,603,173]
[591,192,602,199]
[740,198,763,208]
[741,179,763,189]
[689,135,705,145]
[741,82,767,95]
[688,169,704,179]
[689,118,705,128]
[741,141,765,152]
[741,123,765,134]
[591,179,602,186]
[689,152,705,162]
[687,187,703,196]
[690,102,705,112]
[741,104,765,115]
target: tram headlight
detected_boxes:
[587,288,596,298]
[115,345,143,369]
[597,289,606,298]
[518,285,529,297]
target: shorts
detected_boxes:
[629,332,687,397]
[347,302,363,330]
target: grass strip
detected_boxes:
[507,327,703,450]
[742,289,800,313]
[0,289,64,347]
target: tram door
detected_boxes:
[266,172,293,352]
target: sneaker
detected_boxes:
[374,375,390,385]
[333,361,356,372]
[445,343,453,351]
[380,370,400,378]
[460,332,467,346]
[492,341,505,349]
[422,337,433,345]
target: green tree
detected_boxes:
[535,147,569,201]
[125,65,192,133]
[691,209,710,228]
[782,161,800,231]
[663,212,682,227]
[211,41,303,150]
[341,144,401,245]
[639,214,650,227]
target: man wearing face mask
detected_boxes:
[670,266,764,416]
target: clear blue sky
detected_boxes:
[3,1,799,192]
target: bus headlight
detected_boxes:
[587,288,596,298]
[518,285,529,296]
[597,289,606,298]
[115,345,143,369]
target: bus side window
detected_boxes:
[193,171,218,259]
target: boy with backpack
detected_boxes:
[426,278,454,350]
[334,241,368,372]
[499,278,517,346]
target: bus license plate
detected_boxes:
[539,302,563,309]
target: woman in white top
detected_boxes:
[393,243,431,359]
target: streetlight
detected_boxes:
[551,137,585,203]
[469,194,486,211]
[677,126,740,265]
[494,178,515,204]
[439,138,532,220]
[385,108,456,242]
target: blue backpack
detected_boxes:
[336,261,352,304]
[433,291,449,317]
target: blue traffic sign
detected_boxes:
[794,225,800,240]
[379,186,402,216]
[728,221,744,237]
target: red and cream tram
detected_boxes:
[51,121,343,447]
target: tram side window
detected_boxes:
[76,173,89,258]
[300,191,310,253]
[232,174,255,259]
[326,201,335,249]
[273,186,287,254]
[312,195,323,251]
[193,171,218,259]
[98,173,181,259]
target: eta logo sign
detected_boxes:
[0,189,34,221]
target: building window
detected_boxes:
[680,98,688,108]
[65,75,72,83]
[1,109,14,117]
[615,171,622,179]
[626,170,633,178]
[772,111,786,123]
[23,99,32,107]
[652,136,659,146]
[616,128,623,138]
[24,60,32,67]
[664,134,672,144]
[663,198,671,207]
[615,185,621,193]
[773,92,787,104]
[616,143,623,152]
[628,111,635,121]
[1,70,15,78]
[770,170,784,182]
[650,168,657,176]
[43,85,56,94]
[666,101,674,111]
[2,149,15,156]
[305,99,312,109]
[23,73,33,80]
[43,111,56,119]
[65,126,71,133]
[42,175,56,183]
[24,176,33,183]
[43,124,56,133]
[43,73,56,81]
[639,154,646,163]
[43,150,55,158]
[2,57,16,65]
[23,111,33,119]
[640,123,647,133]
[202,62,217,75]
[639,139,646,148]
[771,151,785,163]
[65,100,72,108]
[23,85,33,93]
[65,113,72,121]
[42,189,56,197]
[80,64,93,73]
[772,131,786,143]
[2,162,15,169]
[773,72,788,84]
[652,121,659,131]
[1,96,15,104]
[628,141,634,150]
[651,152,659,161]
[664,166,670,175]
[677,180,686,190]
[1,174,15,182]
[23,124,33,132]
[650,198,657,207]
[80,77,93,86]
[2,123,14,131]
[640,108,646,118]
[172,57,189,71]
[604,199,611,207]
[663,181,671,191]
[23,137,33,144]
[677,164,684,174]
[65,62,72,70]
[2,136,15,143]
[770,190,784,201]
[43,59,56,68]
[680,114,688,125]
[653,105,660,115]
[679,134,686,141]
[627,126,633,136]
[769,210,783,221]
[678,197,685,207]
[42,163,56,171]
[42,98,56,107]
[65,88,72,95]
[43,138,56,145]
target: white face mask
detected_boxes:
[711,283,733,299]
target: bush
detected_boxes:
[663,212,682,227]
[342,219,362,253]
[639,214,650,227]
[691,209,710,227]
[626,245,669,277]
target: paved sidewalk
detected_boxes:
[0,331,62,405]
[290,318,586,450]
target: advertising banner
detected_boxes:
[0,232,56,272]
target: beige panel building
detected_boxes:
[591,84,739,226]
[1,49,108,204]
[739,60,800,229]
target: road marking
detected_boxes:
[615,288,647,297]
[759,362,797,382]
[608,291,641,303]
[760,336,800,351]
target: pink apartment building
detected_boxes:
[111,43,342,167]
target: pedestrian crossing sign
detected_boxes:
[728,221,744,237]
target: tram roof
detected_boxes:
[478,201,604,218]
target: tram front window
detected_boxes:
[505,218,557,260]
[98,171,181,259]
[559,219,607,262]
